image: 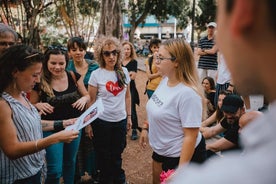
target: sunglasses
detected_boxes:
[102,49,118,57]
[48,45,67,51]
[0,41,15,46]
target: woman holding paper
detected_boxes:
[30,45,90,184]
[86,36,132,184]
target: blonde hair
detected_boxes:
[162,38,206,119]
[122,41,137,60]
[93,35,127,87]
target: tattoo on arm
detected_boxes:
[42,122,49,128]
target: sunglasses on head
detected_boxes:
[102,49,118,57]
[48,45,67,52]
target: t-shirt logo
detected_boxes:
[106,81,123,96]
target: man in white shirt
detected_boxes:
[168,0,276,183]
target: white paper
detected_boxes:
[65,98,104,131]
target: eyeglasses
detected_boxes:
[48,45,67,51]
[155,56,176,64]
[102,49,118,57]
[0,41,15,46]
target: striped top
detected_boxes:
[0,92,46,184]
[197,36,218,70]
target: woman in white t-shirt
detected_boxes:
[140,38,207,184]
[86,36,131,184]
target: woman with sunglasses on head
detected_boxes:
[122,41,140,140]
[139,38,207,184]
[29,45,90,184]
[0,45,79,184]
[66,37,99,183]
[86,36,131,184]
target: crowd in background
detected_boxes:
[1,2,274,182]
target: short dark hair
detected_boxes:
[149,38,161,53]
[67,37,87,51]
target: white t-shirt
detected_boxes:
[88,67,130,122]
[217,54,231,84]
[146,77,202,157]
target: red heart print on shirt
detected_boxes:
[106,81,123,96]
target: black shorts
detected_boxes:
[152,136,207,171]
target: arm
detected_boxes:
[85,84,98,139]
[145,59,161,80]
[29,89,54,115]
[125,84,132,130]
[129,71,137,80]
[0,100,78,160]
[200,123,225,139]
[203,44,218,55]
[201,111,217,127]
[179,128,199,166]
[206,137,236,152]
[41,118,76,131]
[72,79,90,111]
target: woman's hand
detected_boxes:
[55,130,79,143]
[72,96,89,111]
[63,118,77,128]
[85,125,93,139]
[127,117,132,131]
[139,129,148,149]
[35,102,54,115]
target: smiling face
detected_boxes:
[68,42,86,63]
[47,54,67,77]
[202,79,211,92]
[102,44,118,71]
[13,63,42,92]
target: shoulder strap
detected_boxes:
[69,71,78,87]
[148,56,153,74]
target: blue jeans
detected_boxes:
[92,118,127,184]
[43,131,81,184]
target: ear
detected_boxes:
[230,0,256,37]
[12,69,19,78]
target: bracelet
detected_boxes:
[142,127,149,131]
[54,120,64,131]
[35,140,39,151]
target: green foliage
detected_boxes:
[196,0,217,31]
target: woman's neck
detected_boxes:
[4,86,22,98]
[167,76,180,87]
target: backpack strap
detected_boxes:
[148,56,153,74]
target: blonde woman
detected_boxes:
[140,38,206,184]
[122,41,140,140]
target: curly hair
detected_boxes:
[93,35,127,87]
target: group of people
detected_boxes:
[0,23,137,184]
[1,1,276,183]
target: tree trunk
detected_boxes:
[97,0,123,39]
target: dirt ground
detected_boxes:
[122,69,153,184]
